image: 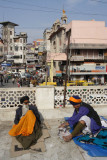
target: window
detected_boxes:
[20,39,22,43]
[54,62,56,67]
[77,49,80,55]
[23,39,26,43]
[57,25,60,29]
[76,64,81,66]
[20,46,22,50]
[4,47,7,51]
[99,50,103,56]
[53,41,56,49]
[64,19,67,24]
[10,46,12,51]
[0,47,3,52]
[10,31,12,35]
[10,39,12,43]
[14,39,19,42]
[15,46,18,51]
[13,56,20,59]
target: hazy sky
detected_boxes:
[0,0,107,43]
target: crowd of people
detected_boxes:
[0,73,9,86]
[0,71,46,88]
[0,70,107,87]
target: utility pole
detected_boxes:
[63,29,71,108]
[68,49,71,83]
[50,59,53,82]
[45,62,47,85]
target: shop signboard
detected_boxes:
[95,66,105,70]
[56,73,62,77]
[1,63,11,67]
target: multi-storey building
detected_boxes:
[0,21,27,72]
[43,28,51,53]
[46,10,67,80]
[0,38,4,64]
[26,43,39,73]
[0,21,18,56]
[13,32,27,64]
[65,20,107,83]
[46,11,107,83]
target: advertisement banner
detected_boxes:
[95,66,105,70]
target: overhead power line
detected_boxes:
[0,4,107,17]
[0,0,63,12]
[68,11,107,17]
[0,5,62,13]
[90,0,107,4]
[17,27,47,29]
[0,0,107,17]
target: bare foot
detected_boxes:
[63,134,72,142]
[58,122,69,128]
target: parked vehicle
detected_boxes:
[20,72,32,79]
[13,72,21,78]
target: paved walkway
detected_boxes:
[0,119,107,160]
[0,79,29,88]
[0,79,19,88]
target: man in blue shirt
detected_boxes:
[59,95,102,142]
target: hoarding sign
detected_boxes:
[95,66,105,70]
[1,63,11,66]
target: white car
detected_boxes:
[20,72,32,79]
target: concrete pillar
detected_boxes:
[36,86,54,109]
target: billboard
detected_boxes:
[1,63,11,67]
[95,66,105,70]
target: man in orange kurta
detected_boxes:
[9,96,42,149]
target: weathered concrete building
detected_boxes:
[0,21,18,56]
[46,13,107,83]
[0,21,28,72]
[46,10,67,81]
[12,32,27,64]
[65,20,107,83]
[0,38,4,63]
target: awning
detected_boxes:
[47,53,67,62]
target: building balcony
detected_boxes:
[62,67,106,75]
[26,57,39,60]
[26,59,39,63]
[70,56,84,61]
[7,55,22,59]
[69,70,107,75]
[70,55,104,61]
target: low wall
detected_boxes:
[55,86,107,107]
[0,105,107,121]
[0,85,107,121]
